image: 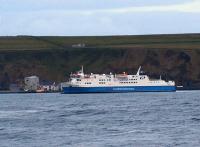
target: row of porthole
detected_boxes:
[120,82,138,84]
[99,79,111,81]
[85,83,92,84]
[99,82,106,84]
[99,79,105,81]
[129,79,137,81]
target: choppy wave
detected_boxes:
[0,91,200,147]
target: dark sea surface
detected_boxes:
[0,91,200,147]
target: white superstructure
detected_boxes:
[67,66,175,87]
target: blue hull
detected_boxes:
[62,86,176,94]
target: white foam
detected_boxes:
[0,110,39,118]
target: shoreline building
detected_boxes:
[24,76,39,92]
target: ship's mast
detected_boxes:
[81,65,84,73]
[136,66,141,75]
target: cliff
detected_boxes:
[0,34,200,89]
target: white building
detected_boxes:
[40,84,60,92]
[72,43,85,48]
[24,76,39,91]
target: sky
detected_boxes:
[0,0,200,36]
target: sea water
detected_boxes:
[0,91,200,147]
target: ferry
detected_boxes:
[62,66,176,94]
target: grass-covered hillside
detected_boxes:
[0,34,200,89]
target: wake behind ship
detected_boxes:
[62,66,176,94]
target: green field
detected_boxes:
[1,34,200,50]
